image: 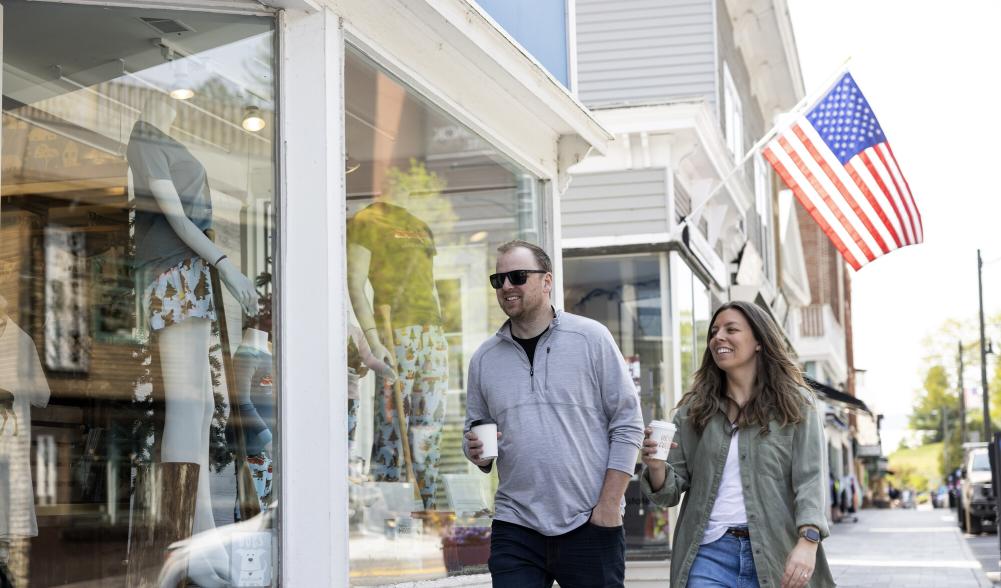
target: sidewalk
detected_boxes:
[823,506,993,587]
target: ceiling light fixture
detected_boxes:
[168,60,194,100]
[241,106,266,132]
[158,40,195,100]
[169,85,194,101]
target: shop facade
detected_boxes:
[0,0,608,586]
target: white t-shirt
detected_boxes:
[0,321,50,540]
[701,428,748,545]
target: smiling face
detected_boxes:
[708,308,760,374]
[494,246,552,321]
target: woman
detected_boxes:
[641,301,834,588]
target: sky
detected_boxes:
[786,0,1001,452]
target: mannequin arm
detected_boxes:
[347,243,394,372]
[148,178,258,315]
[346,243,377,334]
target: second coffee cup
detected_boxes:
[648,420,677,461]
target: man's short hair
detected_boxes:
[497,240,553,274]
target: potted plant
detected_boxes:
[440,525,490,574]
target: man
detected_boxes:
[463,240,643,587]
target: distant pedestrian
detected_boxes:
[463,240,644,588]
[641,300,835,587]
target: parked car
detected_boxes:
[958,443,997,534]
[158,506,276,587]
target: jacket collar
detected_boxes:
[496,307,562,342]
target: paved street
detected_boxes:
[967,530,1001,581]
[823,507,993,587]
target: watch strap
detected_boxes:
[800,527,821,543]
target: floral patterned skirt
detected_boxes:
[144,257,217,331]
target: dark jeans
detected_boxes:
[488,519,626,588]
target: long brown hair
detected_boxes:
[679,300,809,435]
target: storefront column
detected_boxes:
[279,6,348,586]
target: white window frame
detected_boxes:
[722,62,743,161]
[754,154,776,280]
[279,6,347,586]
[754,153,769,226]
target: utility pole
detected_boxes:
[977,250,1001,573]
[959,340,966,444]
[979,249,992,442]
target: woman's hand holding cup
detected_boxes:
[641,428,674,466]
[641,425,676,492]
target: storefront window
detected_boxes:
[1,3,277,585]
[344,47,542,584]
[563,253,671,559]
[672,253,711,393]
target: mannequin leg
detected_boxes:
[158,317,214,533]
[370,328,417,485]
[408,326,448,509]
[369,325,448,509]
[234,348,271,456]
[193,362,215,533]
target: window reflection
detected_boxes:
[344,47,542,584]
[1,3,277,585]
[673,254,710,393]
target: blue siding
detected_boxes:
[476,0,570,87]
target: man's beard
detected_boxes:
[503,295,541,321]
[502,304,523,320]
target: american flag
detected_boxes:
[762,72,922,270]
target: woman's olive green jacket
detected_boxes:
[641,389,836,588]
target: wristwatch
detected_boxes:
[799,527,821,543]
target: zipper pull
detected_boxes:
[530,368,534,377]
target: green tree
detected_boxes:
[940,422,964,478]
[888,462,928,494]
[989,332,1001,422]
[909,315,1001,478]
[909,364,957,444]
[909,364,966,477]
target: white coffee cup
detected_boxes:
[471,421,498,460]
[648,420,677,461]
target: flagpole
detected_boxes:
[681,58,853,225]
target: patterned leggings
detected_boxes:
[369,324,448,510]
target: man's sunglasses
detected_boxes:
[489,270,547,289]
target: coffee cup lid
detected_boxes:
[649,420,674,429]
[470,419,496,428]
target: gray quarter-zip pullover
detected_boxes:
[464,309,643,536]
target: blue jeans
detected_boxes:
[488,519,626,588]
[688,531,760,588]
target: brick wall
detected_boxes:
[795,199,856,399]
[795,201,842,314]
